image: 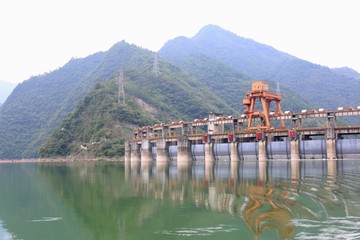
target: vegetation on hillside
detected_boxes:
[160,24,360,109]
[39,56,233,158]
[39,80,157,158]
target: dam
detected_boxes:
[126,81,360,163]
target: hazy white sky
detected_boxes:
[1,0,359,84]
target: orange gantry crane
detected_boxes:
[243,81,285,130]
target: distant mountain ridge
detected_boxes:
[160,25,296,80]
[160,24,360,109]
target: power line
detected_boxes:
[276,81,281,95]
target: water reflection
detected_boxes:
[244,183,295,239]
[123,159,360,239]
[0,159,360,240]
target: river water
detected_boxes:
[0,159,359,240]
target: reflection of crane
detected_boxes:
[243,81,285,130]
[244,184,295,239]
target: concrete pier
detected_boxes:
[230,142,239,162]
[125,141,131,163]
[156,138,169,163]
[326,139,337,160]
[130,142,140,163]
[205,142,215,162]
[177,136,192,164]
[140,139,152,163]
[258,140,268,162]
[290,140,300,160]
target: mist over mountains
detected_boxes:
[1,24,359,159]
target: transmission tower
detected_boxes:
[153,53,160,76]
[276,81,281,95]
[118,69,125,104]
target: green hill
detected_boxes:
[0,42,165,159]
[40,57,233,158]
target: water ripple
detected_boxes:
[156,224,239,236]
[29,217,62,222]
[293,216,360,240]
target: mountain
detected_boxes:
[158,46,309,113]
[40,48,311,158]
[159,24,360,109]
[0,41,234,159]
[0,41,157,159]
[39,52,240,158]
[0,80,16,104]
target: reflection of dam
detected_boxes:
[125,158,360,238]
[125,159,360,222]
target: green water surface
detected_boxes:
[0,159,359,240]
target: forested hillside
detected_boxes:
[0,42,164,159]
[160,24,360,109]
[164,54,310,113]
[0,41,235,159]
[40,58,234,158]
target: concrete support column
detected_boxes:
[177,136,192,163]
[130,142,140,163]
[257,140,268,162]
[156,138,169,163]
[125,140,131,163]
[326,139,337,159]
[290,140,300,160]
[177,136,192,169]
[230,142,239,162]
[141,139,152,163]
[205,142,215,162]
